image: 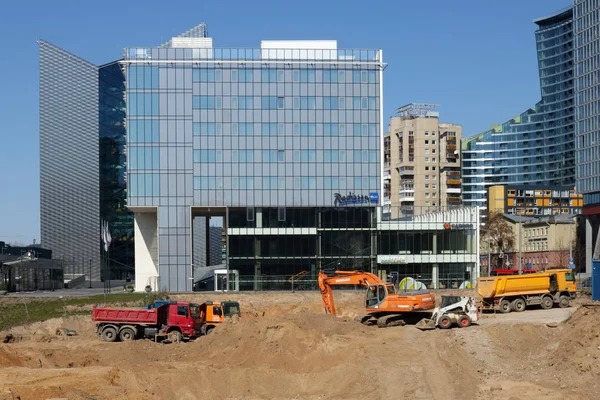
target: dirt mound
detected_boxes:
[199,313,367,373]
[546,306,600,388]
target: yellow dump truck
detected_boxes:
[477,269,577,313]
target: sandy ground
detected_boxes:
[0,291,598,400]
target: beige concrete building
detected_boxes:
[481,214,577,271]
[383,104,462,219]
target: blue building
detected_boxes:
[462,7,575,215]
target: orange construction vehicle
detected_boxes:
[199,300,240,334]
[318,270,436,327]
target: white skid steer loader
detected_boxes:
[415,295,478,330]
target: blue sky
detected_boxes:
[0,0,571,244]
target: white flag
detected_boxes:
[102,220,112,252]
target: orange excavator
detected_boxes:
[318,270,436,328]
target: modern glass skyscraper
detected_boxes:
[126,31,384,292]
[575,0,600,210]
[39,42,133,280]
[462,6,575,215]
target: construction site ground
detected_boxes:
[0,291,599,400]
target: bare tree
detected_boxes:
[482,211,516,269]
[553,237,570,268]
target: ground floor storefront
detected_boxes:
[134,206,480,292]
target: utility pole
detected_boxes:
[488,238,491,276]
[518,221,523,274]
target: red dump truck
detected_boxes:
[92,301,203,343]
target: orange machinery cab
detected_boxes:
[365,283,435,313]
[199,301,241,334]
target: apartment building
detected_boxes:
[488,185,583,216]
[383,104,462,219]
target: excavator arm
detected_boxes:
[318,270,384,316]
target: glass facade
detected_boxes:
[574,0,600,206]
[124,41,383,291]
[462,7,575,214]
[99,62,134,279]
[39,40,101,279]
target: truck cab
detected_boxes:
[163,302,204,339]
[199,301,241,334]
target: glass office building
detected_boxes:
[575,1,600,210]
[39,42,134,281]
[574,0,600,276]
[462,7,575,215]
[126,33,385,292]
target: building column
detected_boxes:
[134,211,158,293]
[254,237,261,291]
[256,208,263,228]
[586,217,593,275]
[205,217,211,267]
[431,263,439,289]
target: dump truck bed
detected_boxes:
[477,273,552,299]
[92,305,161,325]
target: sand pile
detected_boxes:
[545,306,600,389]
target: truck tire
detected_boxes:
[119,327,136,341]
[438,316,452,329]
[168,330,183,343]
[101,326,118,342]
[458,315,471,328]
[511,298,526,312]
[540,296,553,310]
[558,295,570,308]
[499,299,512,313]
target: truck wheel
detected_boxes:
[168,330,183,343]
[438,316,452,329]
[205,326,215,335]
[558,295,570,308]
[499,299,512,313]
[540,296,553,310]
[458,315,471,328]
[119,327,136,341]
[511,298,526,312]
[101,326,118,342]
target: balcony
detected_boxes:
[448,196,461,203]
[383,170,391,179]
[447,187,461,194]
[447,179,461,185]
[398,166,415,176]
[399,194,415,202]
[446,170,461,177]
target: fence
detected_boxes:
[194,271,474,292]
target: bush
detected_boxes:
[0,283,7,291]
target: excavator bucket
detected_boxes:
[415,318,436,330]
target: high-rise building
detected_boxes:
[574,0,600,276]
[462,6,575,216]
[126,29,384,292]
[39,41,133,281]
[383,104,462,219]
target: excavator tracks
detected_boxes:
[376,314,406,328]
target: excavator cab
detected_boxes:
[365,283,397,308]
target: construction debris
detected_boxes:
[55,328,77,336]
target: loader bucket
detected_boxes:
[415,318,436,330]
